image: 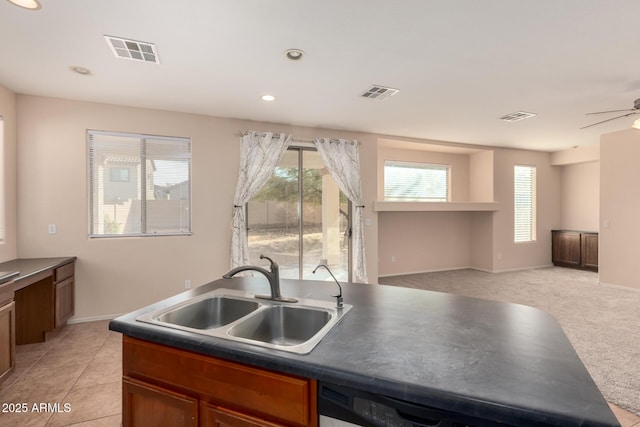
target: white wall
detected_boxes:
[378,211,471,275]
[559,161,599,231]
[599,129,640,290]
[0,84,17,262]
[15,95,379,320]
[11,94,571,319]
[490,149,560,272]
[377,143,560,276]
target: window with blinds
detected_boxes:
[384,161,450,202]
[88,130,191,237]
[514,165,536,242]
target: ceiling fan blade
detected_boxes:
[580,112,639,129]
[586,108,638,115]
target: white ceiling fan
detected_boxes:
[581,98,640,129]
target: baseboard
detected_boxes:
[597,281,640,293]
[67,313,124,324]
[378,266,474,278]
[378,264,555,278]
[491,263,554,273]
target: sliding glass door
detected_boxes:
[247,147,350,281]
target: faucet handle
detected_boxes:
[259,254,278,271]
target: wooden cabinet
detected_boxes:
[581,233,599,271]
[122,336,317,427]
[551,230,598,271]
[54,262,75,329]
[0,301,15,387]
[0,279,16,388]
[201,403,284,427]
[123,377,198,427]
[11,259,76,344]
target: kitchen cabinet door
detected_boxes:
[581,233,598,271]
[551,231,581,267]
[200,403,285,427]
[54,277,74,328]
[123,377,198,427]
[0,301,15,386]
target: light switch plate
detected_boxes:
[48,224,57,234]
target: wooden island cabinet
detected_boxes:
[551,230,598,272]
[122,336,318,427]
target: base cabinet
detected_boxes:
[0,301,16,387]
[551,230,598,272]
[123,377,198,427]
[122,336,317,427]
[201,403,284,427]
[54,262,75,329]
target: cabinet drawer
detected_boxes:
[54,262,74,283]
[123,337,316,426]
[0,280,14,307]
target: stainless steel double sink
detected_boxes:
[136,288,352,354]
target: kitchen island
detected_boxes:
[109,277,619,427]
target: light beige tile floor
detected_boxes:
[0,320,638,426]
[0,320,121,427]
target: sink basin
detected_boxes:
[228,305,331,346]
[136,288,352,354]
[156,296,260,329]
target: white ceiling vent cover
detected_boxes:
[499,111,536,122]
[361,85,400,100]
[104,35,160,64]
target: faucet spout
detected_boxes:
[312,264,344,309]
[223,255,297,303]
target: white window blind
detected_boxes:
[384,161,449,202]
[514,165,536,242]
[88,130,191,237]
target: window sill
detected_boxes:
[373,201,500,212]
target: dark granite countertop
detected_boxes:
[0,271,19,285]
[109,277,619,427]
[0,257,76,289]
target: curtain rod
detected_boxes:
[235,131,360,145]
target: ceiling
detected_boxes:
[2,0,640,152]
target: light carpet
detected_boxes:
[378,267,640,415]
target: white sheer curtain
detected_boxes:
[230,131,291,268]
[313,138,368,283]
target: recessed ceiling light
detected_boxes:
[6,0,41,9]
[261,95,276,102]
[284,49,304,61]
[69,66,93,76]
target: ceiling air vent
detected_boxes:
[361,85,400,100]
[499,111,536,122]
[104,35,160,64]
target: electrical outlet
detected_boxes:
[497,252,502,260]
[185,279,191,289]
[48,224,57,234]
[391,256,396,263]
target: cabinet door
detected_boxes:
[54,277,74,328]
[552,231,581,267]
[0,301,16,385]
[581,233,599,271]
[200,402,285,427]
[123,377,198,427]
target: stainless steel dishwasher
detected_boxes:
[318,381,513,427]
